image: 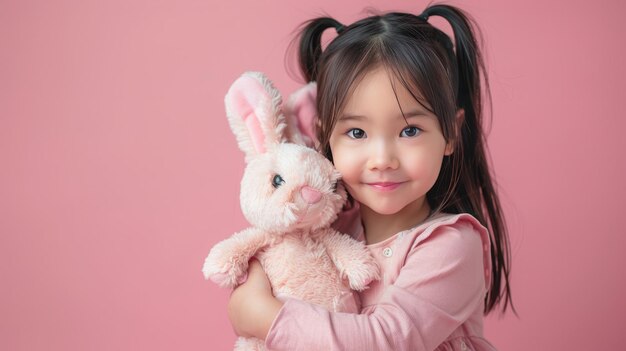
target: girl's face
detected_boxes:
[329,66,453,216]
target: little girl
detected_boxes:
[227,4,514,350]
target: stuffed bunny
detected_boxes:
[202,72,379,351]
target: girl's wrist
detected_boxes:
[252,295,283,339]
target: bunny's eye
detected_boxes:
[272,174,285,188]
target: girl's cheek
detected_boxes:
[331,150,360,180]
[403,151,444,182]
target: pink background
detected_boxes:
[2,0,625,350]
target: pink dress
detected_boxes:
[264,202,498,351]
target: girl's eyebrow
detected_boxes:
[337,114,366,122]
[339,109,429,121]
[399,110,430,119]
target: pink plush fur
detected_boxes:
[202,72,379,351]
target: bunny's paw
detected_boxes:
[345,259,380,291]
[202,241,250,288]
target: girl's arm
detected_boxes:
[230,218,490,351]
[227,259,283,338]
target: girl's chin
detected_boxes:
[358,200,405,216]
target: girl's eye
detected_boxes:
[400,126,421,137]
[346,128,366,139]
[272,174,285,188]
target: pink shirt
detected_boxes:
[264,203,498,351]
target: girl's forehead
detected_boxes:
[342,66,431,113]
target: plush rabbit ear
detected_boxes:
[224,71,287,160]
[284,81,319,149]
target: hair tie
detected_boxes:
[417,13,429,22]
[336,23,346,34]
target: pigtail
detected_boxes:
[422,4,515,315]
[297,17,345,82]
[420,5,482,125]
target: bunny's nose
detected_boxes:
[300,186,322,204]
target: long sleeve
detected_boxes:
[264,216,490,351]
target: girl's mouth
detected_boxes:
[366,182,405,192]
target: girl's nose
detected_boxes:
[300,186,322,204]
[366,141,400,170]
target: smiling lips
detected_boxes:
[366,182,406,191]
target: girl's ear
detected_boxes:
[284,81,319,149]
[224,71,287,161]
[445,109,465,155]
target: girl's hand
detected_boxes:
[227,259,283,339]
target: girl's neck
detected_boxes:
[360,197,432,245]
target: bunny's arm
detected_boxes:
[202,227,268,288]
[319,229,380,291]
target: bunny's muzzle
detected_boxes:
[300,186,322,204]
